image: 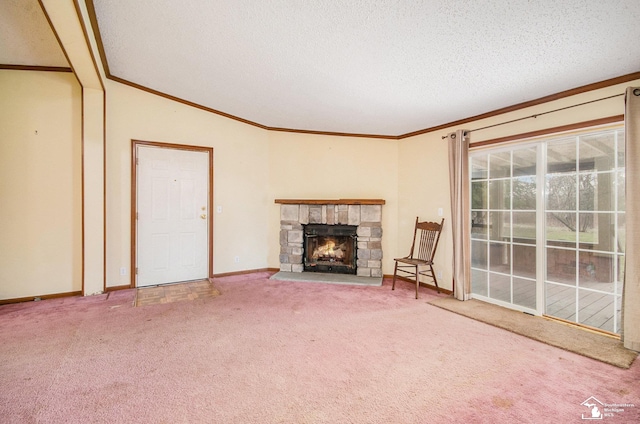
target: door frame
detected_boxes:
[131,140,214,287]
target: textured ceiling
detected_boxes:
[2,1,640,136]
[90,0,640,136]
[0,0,68,67]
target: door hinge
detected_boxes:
[136,212,139,220]
[135,268,138,275]
[135,157,139,165]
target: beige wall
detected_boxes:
[0,70,82,300]
[396,132,452,288]
[267,131,399,273]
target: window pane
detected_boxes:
[617,172,625,211]
[513,277,536,309]
[489,243,510,273]
[513,245,535,278]
[513,147,537,177]
[579,251,614,292]
[579,132,615,172]
[617,132,625,168]
[471,240,487,269]
[579,172,615,212]
[546,212,576,243]
[547,138,576,173]
[471,211,488,239]
[489,180,511,210]
[471,155,488,180]
[545,282,576,321]
[489,273,510,302]
[578,289,615,333]
[546,174,576,210]
[578,213,615,251]
[513,176,536,210]
[472,269,488,296]
[489,211,510,242]
[512,211,536,243]
[577,212,597,245]
[547,247,576,285]
[472,181,487,209]
[577,173,596,211]
[489,152,510,178]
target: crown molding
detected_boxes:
[0,64,72,72]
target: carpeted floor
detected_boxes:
[428,297,637,369]
[1,272,639,423]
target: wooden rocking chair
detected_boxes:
[392,217,444,299]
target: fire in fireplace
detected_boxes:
[303,224,357,274]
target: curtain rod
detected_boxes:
[441,93,624,139]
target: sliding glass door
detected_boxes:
[544,130,625,333]
[471,144,540,313]
[470,126,625,334]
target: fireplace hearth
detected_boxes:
[304,224,357,274]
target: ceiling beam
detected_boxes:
[39,0,102,90]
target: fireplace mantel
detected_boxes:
[276,199,384,277]
[275,199,385,205]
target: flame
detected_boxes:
[313,240,344,259]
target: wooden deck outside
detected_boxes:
[474,273,620,334]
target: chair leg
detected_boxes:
[392,261,398,290]
[430,264,440,293]
[415,265,419,299]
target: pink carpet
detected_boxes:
[1,272,638,423]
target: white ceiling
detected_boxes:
[2,1,640,136]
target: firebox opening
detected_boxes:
[303,224,357,274]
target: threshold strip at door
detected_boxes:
[135,280,220,307]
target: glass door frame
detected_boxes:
[469,124,624,333]
[470,140,543,316]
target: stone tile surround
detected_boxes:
[276,200,384,277]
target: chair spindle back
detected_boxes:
[410,218,444,262]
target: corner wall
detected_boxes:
[266,131,399,276]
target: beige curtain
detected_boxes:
[623,87,640,351]
[448,130,471,300]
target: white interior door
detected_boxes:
[136,145,209,287]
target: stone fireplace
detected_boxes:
[276,199,384,277]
